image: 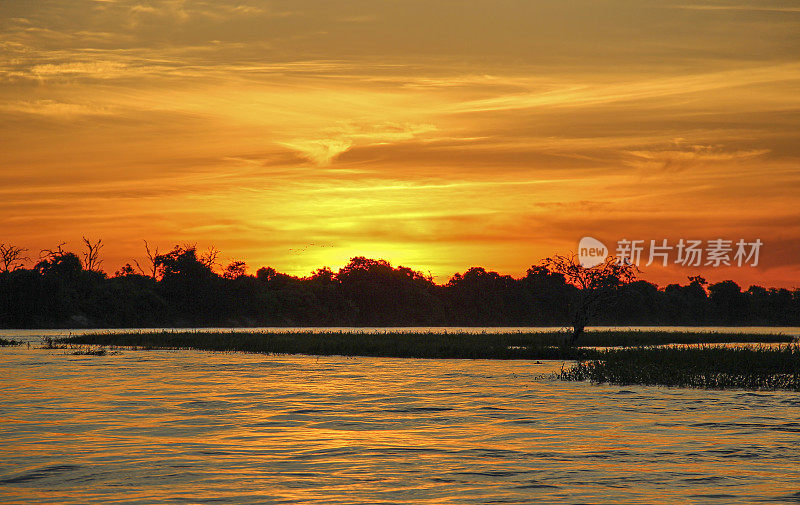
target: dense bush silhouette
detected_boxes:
[0,241,798,328]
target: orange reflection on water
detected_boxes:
[1,346,799,503]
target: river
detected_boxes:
[1,328,799,503]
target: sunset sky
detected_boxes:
[1,0,799,287]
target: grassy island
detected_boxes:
[58,329,800,391]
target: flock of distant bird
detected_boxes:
[288,243,335,255]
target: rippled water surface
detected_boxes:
[2,336,800,503]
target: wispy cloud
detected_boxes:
[445,65,800,114]
[672,4,800,13]
[1,99,115,116]
[624,144,771,172]
[1,0,799,286]
[281,139,354,166]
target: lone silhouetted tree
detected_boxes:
[0,243,29,273]
[81,237,103,272]
[541,253,638,345]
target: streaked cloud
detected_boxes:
[0,0,798,286]
[672,4,800,13]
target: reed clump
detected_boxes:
[70,347,108,356]
[560,345,800,391]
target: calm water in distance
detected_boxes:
[1,328,799,503]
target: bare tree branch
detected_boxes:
[199,245,220,270]
[133,240,160,279]
[540,253,638,345]
[39,242,67,262]
[81,237,104,272]
[0,243,29,273]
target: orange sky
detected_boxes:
[1,0,799,288]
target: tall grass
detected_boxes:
[560,345,800,391]
[63,330,583,359]
[61,329,793,360]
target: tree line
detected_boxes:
[0,240,798,328]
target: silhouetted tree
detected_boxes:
[133,240,160,279]
[223,261,247,280]
[155,245,213,279]
[1,239,798,329]
[745,286,796,325]
[446,267,522,325]
[522,265,573,325]
[36,244,82,278]
[0,243,29,273]
[81,237,103,272]
[199,245,220,271]
[256,266,278,283]
[33,244,86,324]
[708,280,747,324]
[540,254,638,345]
[336,257,437,325]
[610,280,664,324]
[115,263,137,277]
[154,245,219,324]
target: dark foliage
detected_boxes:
[1,242,799,328]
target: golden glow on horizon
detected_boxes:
[1,0,799,286]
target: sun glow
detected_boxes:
[1,0,799,286]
